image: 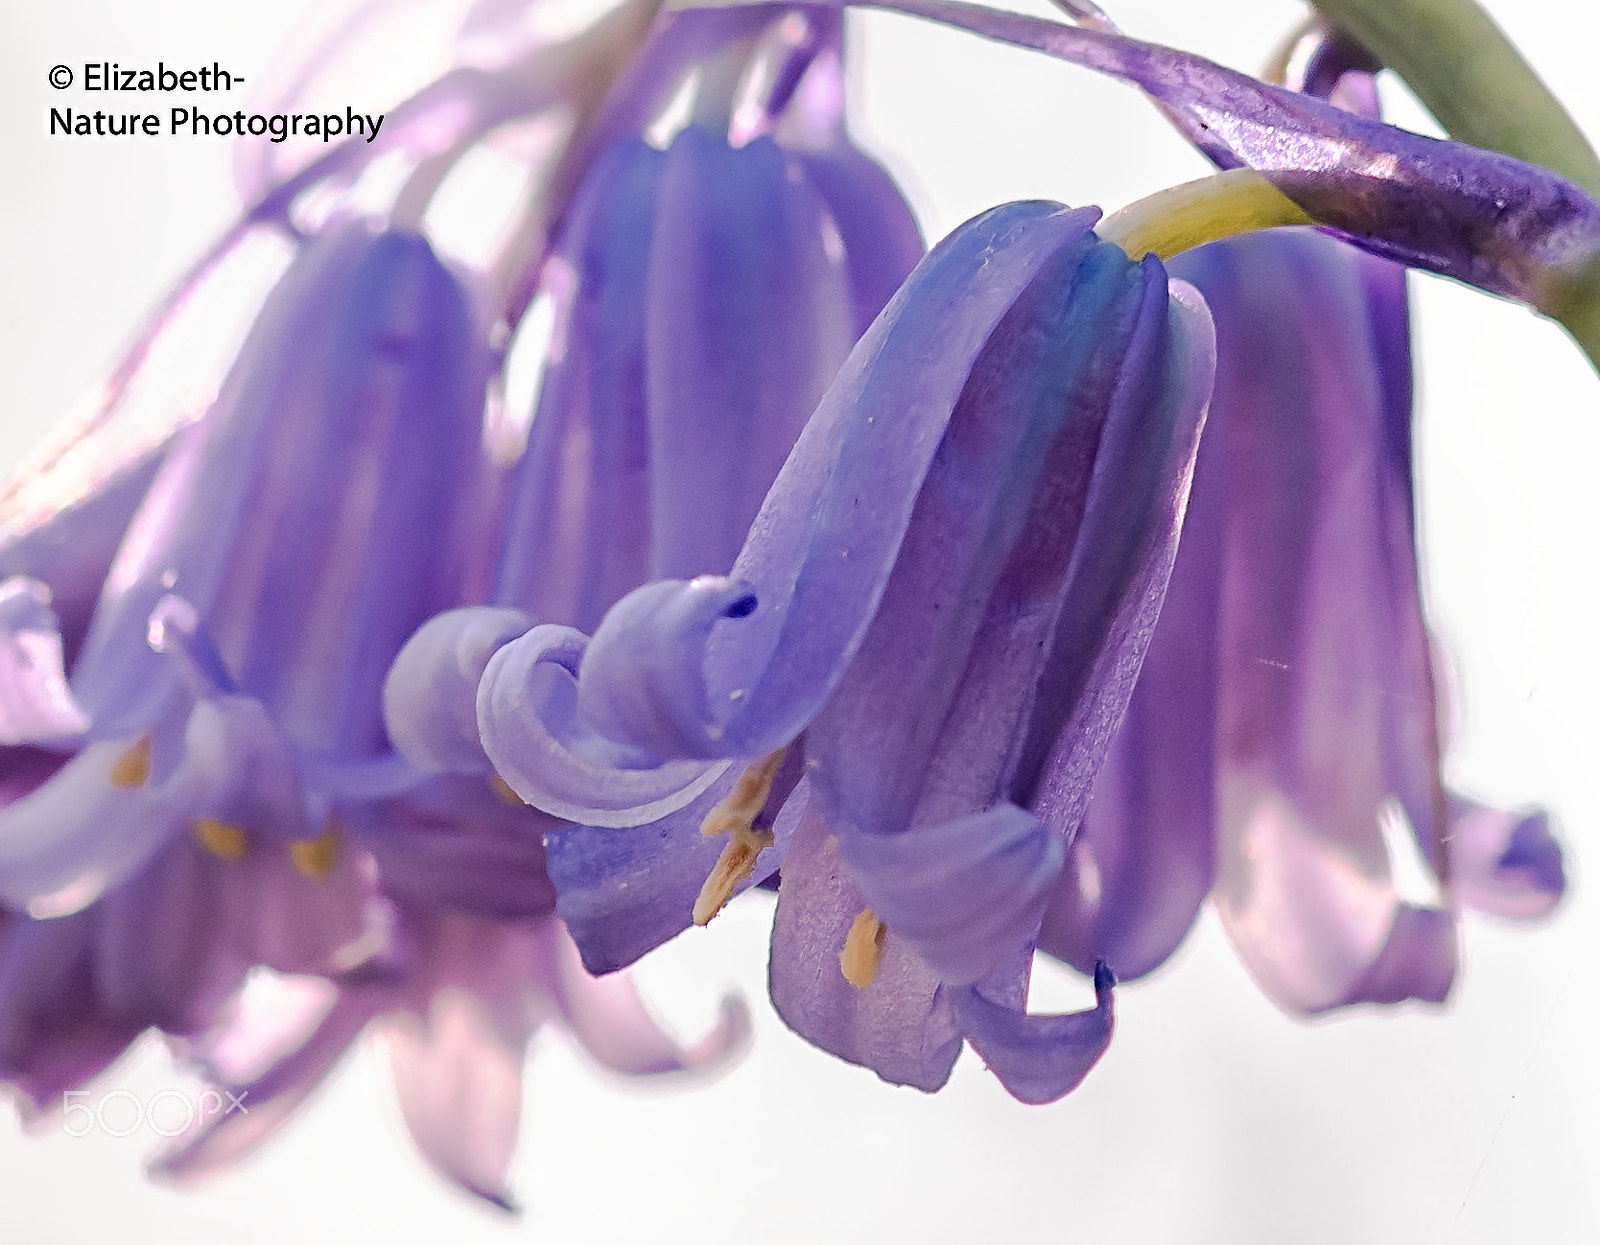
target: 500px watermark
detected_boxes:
[60,1087,247,1138]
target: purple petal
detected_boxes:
[545,755,805,974]
[0,445,169,668]
[1447,793,1566,921]
[840,803,1063,987]
[355,774,560,921]
[1016,277,1214,839]
[798,141,926,336]
[152,992,374,1184]
[1037,384,1224,977]
[954,960,1114,1105]
[0,746,70,811]
[0,739,189,911]
[492,139,663,631]
[92,840,245,1035]
[548,921,751,1075]
[804,241,1210,861]
[386,990,526,1212]
[572,202,1107,763]
[768,794,963,1092]
[476,622,729,824]
[0,908,142,1112]
[70,223,490,749]
[0,579,90,743]
[644,125,855,581]
[1324,904,1455,1010]
[1162,231,1451,1014]
[382,607,535,774]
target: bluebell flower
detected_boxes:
[2,0,897,1198]
[397,200,1215,1101]
[0,214,747,1209]
[0,222,488,912]
[488,6,923,633]
[384,8,924,799]
[0,221,488,1134]
[1040,33,1567,1010]
[145,776,746,1210]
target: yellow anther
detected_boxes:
[692,825,774,927]
[109,735,153,788]
[193,818,248,862]
[289,826,341,881]
[700,748,785,839]
[839,908,887,990]
[691,748,788,927]
[489,773,526,806]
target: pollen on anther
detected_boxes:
[691,748,788,926]
[700,748,786,839]
[193,818,248,862]
[839,908,886,989]
[290,826,341,880]
[110,735,153,788]
[692,825,773,927]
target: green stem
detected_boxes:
[1311,0,1600,195]
[1098,169,1313,260]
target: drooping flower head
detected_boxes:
[0,221,490,1127]
[0,0,821,1198]
[1039,25,1566,1010]
[383,195,1215,1100]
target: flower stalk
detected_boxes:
[1098,169,1314,261]
[1311,0,1600,195]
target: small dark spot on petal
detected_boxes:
[724,594,758,619]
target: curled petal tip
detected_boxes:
[956,969,1116,1106]
[478,623,727,826]
[577,577,760,760]
[1448,794,1567,921]
[382,607,534,774]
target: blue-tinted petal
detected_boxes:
[644,126,855,580]
[71,223,489,750]
[798,142,926,336]
[493,140,663,631]
[840,803,1062,987]
[546,755,804,974]
[383,607,535,774]
[477,623,729,824]
[767,794,963,1092]
[567,202,1106,763]
[953,960,1115,1105]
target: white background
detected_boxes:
[3,1,1599,1241]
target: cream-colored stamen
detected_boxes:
[289,825,341,881]
[700,748,785,838]
[193,818,248,862]
[691,748,787,927]
[110,735,153,788]
[692,825,773,927]
[839,908,887,989]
